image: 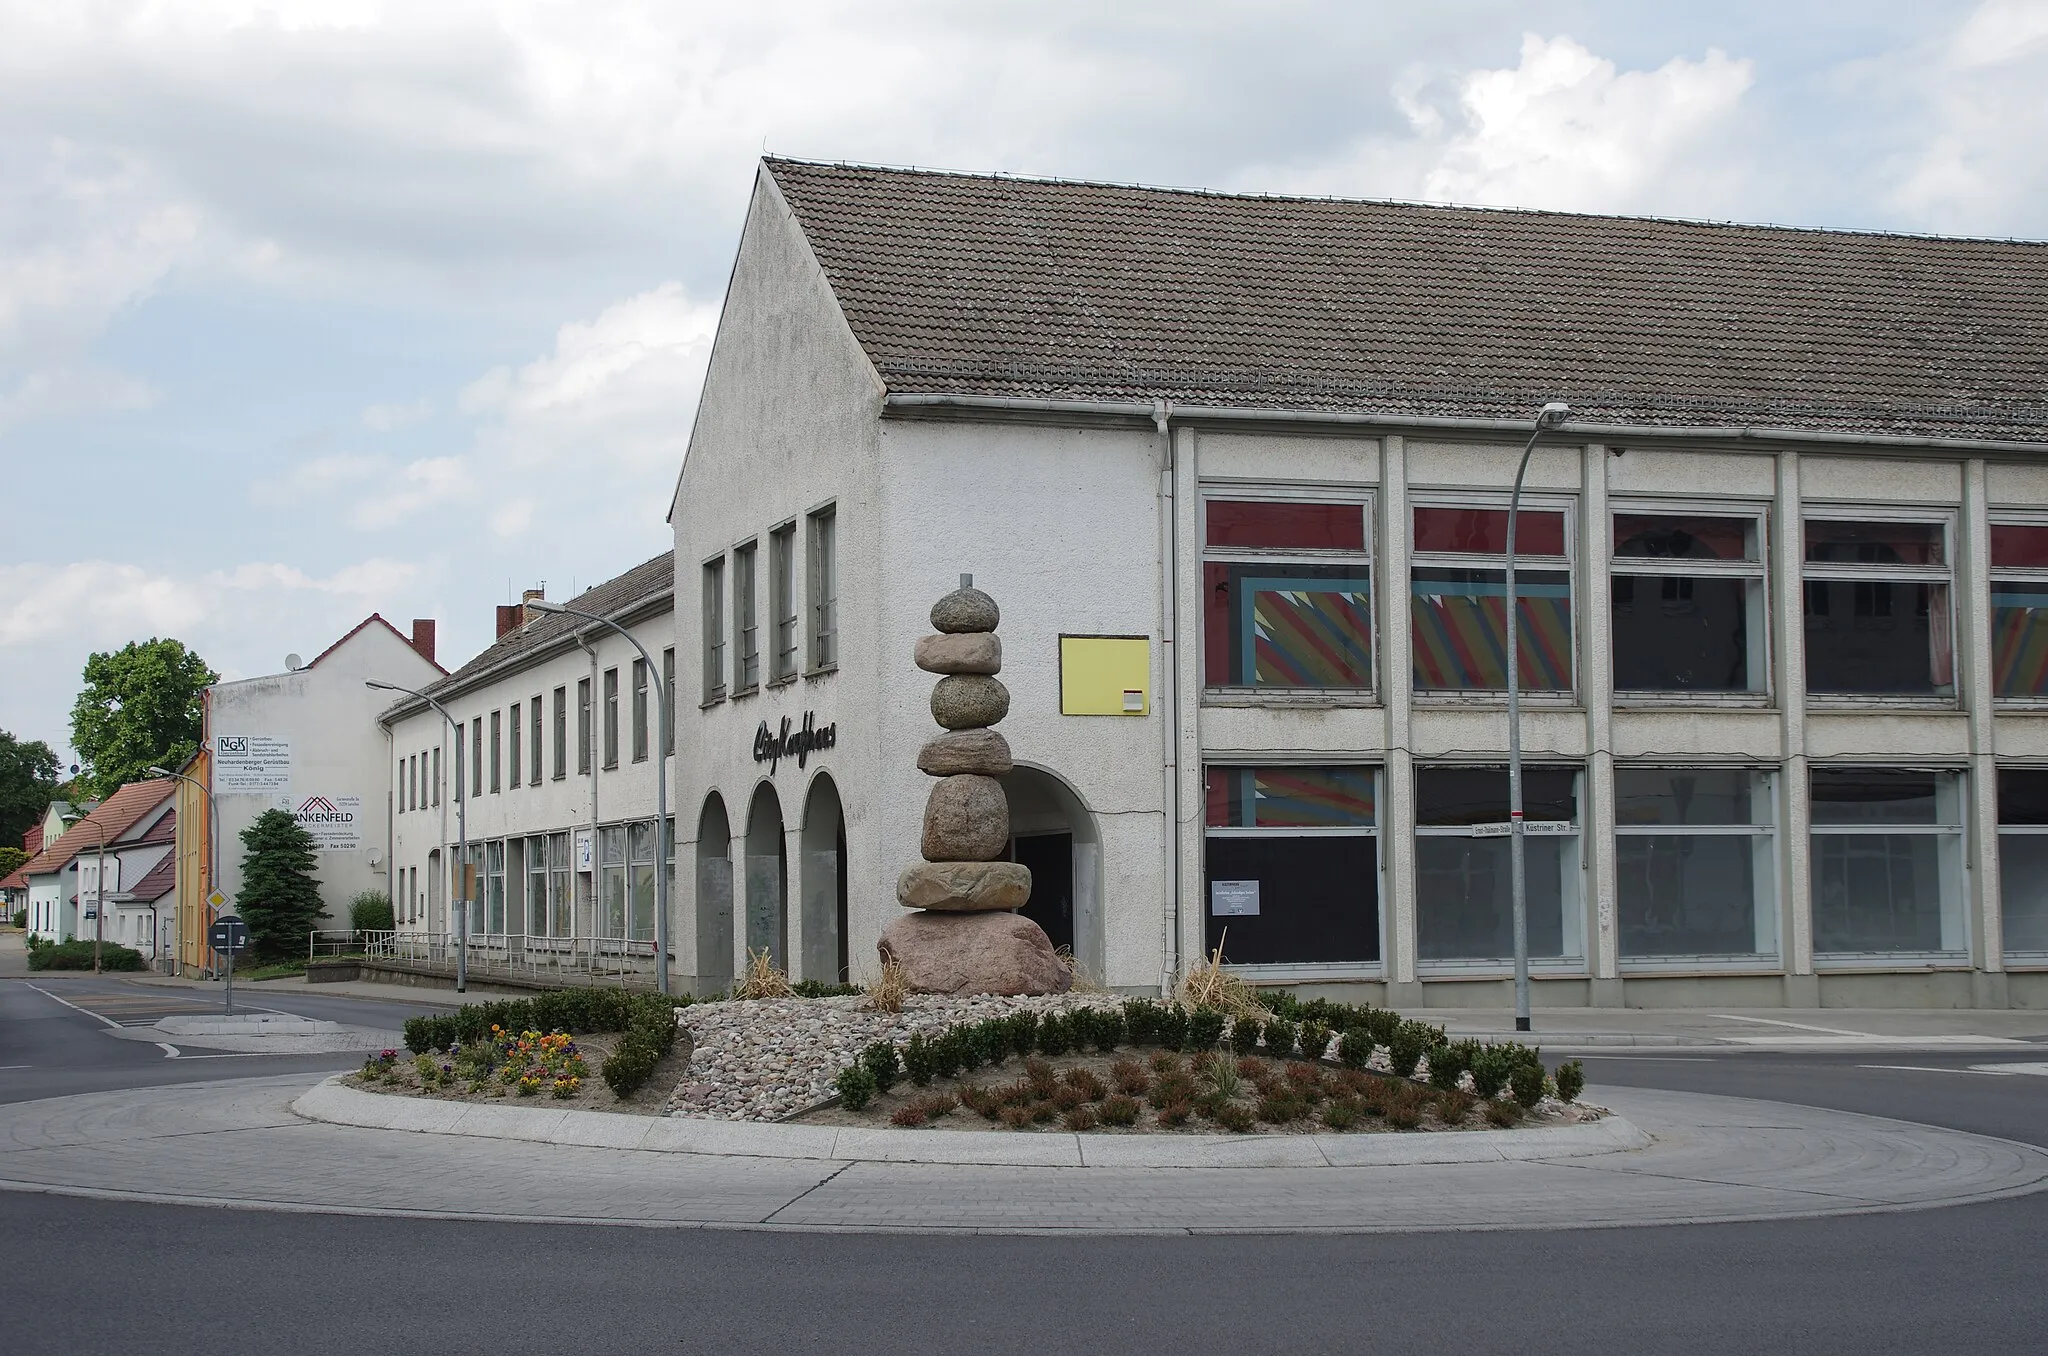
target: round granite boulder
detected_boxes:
[916,728,1014,777]
[896,860,1033,912]
[930,675,1010,731]
[931,587,1000,635]
[920,774,1009,861]
[878,910,1072,996]
[914,631,1002,676]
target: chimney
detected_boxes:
[496,604,523,639]
[409,619,437,665]
[521,586,546,626]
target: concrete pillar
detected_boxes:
[1380,434,1422,1004]
[1774,451,1814,1000]
[1172,424,1204,989]
[1960,458,2004,983]
[1582,442,1619,1002]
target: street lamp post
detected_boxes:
[147,765,219,975]
[1505,400,1572,1035]
[525,599,670,996]
[367,680,468,993]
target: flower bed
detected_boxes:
[351,1024,686,1114]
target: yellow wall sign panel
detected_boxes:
[1060,635,1151,715]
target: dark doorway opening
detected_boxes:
[1014,832,1074,955]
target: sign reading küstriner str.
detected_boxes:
[753,712,837,773]
[214,735,291,793]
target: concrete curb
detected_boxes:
[290,1076,1651,1168]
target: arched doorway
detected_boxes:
[744,782,788,972]
[1002,764,1102,980]
[695,793,735,993]
[800,773,849,984]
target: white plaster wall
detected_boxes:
[1611,709,1782,760]
[1805,712,1972,760]
[1407,440,1583,491]
[673,166,884,986]
[1200,705,1386,756]
[1987,461,2048,505]
[208,623,441,925]
[1607,447,1775,498]
[1802,456,1961,503]
[1195,431,1379,485]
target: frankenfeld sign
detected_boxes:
[273,794,364,851]
[752,712,837,773]
[214,735,291,793]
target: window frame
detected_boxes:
[602,667,620,770]
[507,701,521,791]
[1808,764,1969,967]
[1611,763,1781,973]
[1996,764,2048,965]
[489,711,501,795]
[808,503,838,674]
[1800,505,1959,707]
[1608,499,1772,706]
[631,659,649,763]
[552,686,567,780]
[770,521,798,685]
[1988,510,2048,708]
[1412,761,1588,974]
[701,555,727,705]
[1408,491,1579,702]
[1201,759,1383,980]
[733,539,760,694]
[529,696,543,785]
[662,647,675,757]
[432,746,441,808]
[576,679,592,775]
[1198,485,1376,703]
[471,716,483,798]
[454,722,466,803]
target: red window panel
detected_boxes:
[1206,500,1364,551]
[1803,520,1943,566]
[1992,523,2048,570]
[1413,506,1565,557]
[1612,514,1754,561]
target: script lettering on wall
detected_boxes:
[753,711,837,773]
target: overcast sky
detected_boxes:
[4,0,2046,765]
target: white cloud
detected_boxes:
[1889,0,2048,234]
[1247,33,1756,216]
[361,397,433,432]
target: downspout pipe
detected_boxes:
[1155,398,1182,995]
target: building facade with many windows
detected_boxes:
[669,158,2048,1008]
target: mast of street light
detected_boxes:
[367,680,469,993]
[1507,400,1573,1035]
[525,599,670,996]
[147,765,220,974]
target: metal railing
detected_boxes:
[352,929,664,985]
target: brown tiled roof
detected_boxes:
[765,159,2048,443]
[127,851,177,903]
[381,552,674,717]
[14,780,176,878]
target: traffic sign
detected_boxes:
[206,888,228,912]
[208,918,251,954]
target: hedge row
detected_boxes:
[26,939,146,972]
[403,988,691,1098]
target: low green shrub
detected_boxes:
[834,1063,879,1111]
[791,979,862,998]
[1185,1006,1227,1051]
[1121,998,1160,1045]
[1296,1021,1333,1063]
[10,909,26,929]
[1034,1011,1074,1057]
[1336,1029,1375,1070]
[1153,1004,1190,1052]
[859,1040,902,1093]
[1510,1059,1546,1109]
[1229,1016,1264,1056]
[1255,989,1304,1021]
[1469,1045,1516,1099]
[1262,1018,1298,1061]
[1004,1011,1041,1059]
[347,890,394,933]
[1385,1021,1431,1079]
[26,940,145,972]
[1554,1059,1586,1103]
[902,1032,936,1086]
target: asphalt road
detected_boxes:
[4,980,2046,1356]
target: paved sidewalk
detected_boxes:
[2,1073,2043,1234]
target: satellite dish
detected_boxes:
[284,653,304,671]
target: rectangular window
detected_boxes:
[507,702,521,790]
[1997,769,2048,958]
[771,522,798,683]
[1411,504,1573,692]
[472,717,482,797]
[702,556,727,703]
[577,678,592,775]
[402,756,411,812]
[432,747,441,808]
[454,723,466,803]
[1802,518,1954,697]
[631,659,649,763]
[662,647,675,756]
[1990,522,2048,699]
[489,711,501,794]
[629,819,657,942]
[1615,767,1778,962]
[1202,497,1372,690]
[525,835,548,938]
[1203,765,1378,966]
[1810,767,1966,958]
[552,687,567,780]
[733,540,759,691]
[530,697,542,785]
[547,830,572,938]
[1611,511,1768,693]
[602,667,619,769]
[599,825,627,939]
[809,505,838,670]
[484,840,506,935]
[1414,766,1584,964]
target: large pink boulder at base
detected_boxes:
[879,911,1073,996]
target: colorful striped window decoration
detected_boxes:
[1993,584,2048,697]
[1201,496,1373,690]
[1206,765,1376,829]
[1411,570,1573,691]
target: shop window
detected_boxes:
[701,556,726,704]
[1997,769,2048,957]
[1203,765,1378,966]
[1990,522,2048,699]
[599,825,627,939]
[547,831,573,938]
[1411,505,1573,693]
[1611,512,1766,693]
[809,505,838,671]
[1201,498,1372,691]
[1414,766,1583,964]
[1810,767,1965,958]
[630,820,658,942]
[1615,767,1777,961]
[525,835,549,937]
[1802,519,1953,697]
[733,541,759,693]
[483,840,506,935]
[771,523,798,683]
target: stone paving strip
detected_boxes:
[3,1074,2046,1233]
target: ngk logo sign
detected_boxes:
[274,793,364,850]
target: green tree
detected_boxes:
[69,639,217,798]
[237,809,324,960]
[0,845,27,879]
[0,730,61,847]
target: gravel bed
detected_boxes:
[666,992,1122,1121]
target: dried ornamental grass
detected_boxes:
[862,958,910,1013]
[1176,936,1264,1019]
[734,948,794,1000]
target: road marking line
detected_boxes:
[25,983,124,1030]
[157,1043,180,1058]
[0,1065,29,1070]
[1970,1062,2048,1077]
[1857,1064,2010,1076]
[1711,1013,1896,1037]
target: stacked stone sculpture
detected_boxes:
[878,581,1073,996]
